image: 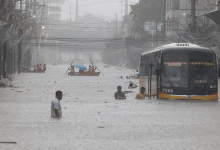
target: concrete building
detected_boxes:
[166,0,217,38]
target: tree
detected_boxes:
[130,0,164,34]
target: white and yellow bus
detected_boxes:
[139,43,218,100]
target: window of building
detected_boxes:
[172,0,179,10]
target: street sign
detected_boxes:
[144,22,162,31]
[49,6,61,13]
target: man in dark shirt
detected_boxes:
[114,86,126,100]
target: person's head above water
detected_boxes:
[140,87,145,94]
[117,86,122,92]
[56,91,63,100]
[129,83,133,87]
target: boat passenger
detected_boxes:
[43,64,46,71]
[114,86,126,100]
[135,87,157,100]
[68,65,75,76]
[79,69,84,74]
[27,65,30,71]
[38,64,42,71]
[34,66,37,71]
[37,64,39,71]
[22,63,24,71]
[128,82,138,89]
[91,66,96,72]
[88,65,92,72]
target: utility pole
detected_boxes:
[76,0,78,23]
[33,0,37,15]
[18,0,23,74]
[125,0,128,16]
[33,0,37,67]
[121,5,123,21]
[70,3,72,22]
[18,29,23,74]
[115,13,118,38]
[25,0,31,65]
[3,0,14,78]
[163,0,166,41]
[191,0,197,33]
[0,1,5,80]
[20,0,22,10]
[0,28,2,80]
[156,22,158,46]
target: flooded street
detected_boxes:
[1,64,220,150]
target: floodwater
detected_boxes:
[0,64,220,150]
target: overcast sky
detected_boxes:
[60,0,139,21]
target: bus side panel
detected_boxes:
[139,76,157,95]
[139,76,148,91]
[151,75,157,94]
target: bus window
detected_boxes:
[155,51,161,58]
[145,63,149,75]
[149,53,155,59]
[189,53,217,89]
[161,51,217,89]
[144,55,149,61]
[161,53,188,88]
[155,52,158,58]
[139,62,145,76]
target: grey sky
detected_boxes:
[60,0,139,21]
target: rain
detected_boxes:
[1,0,220,149]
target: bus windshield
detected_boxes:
[161,51,217,89]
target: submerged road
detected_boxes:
[0,64,220,150]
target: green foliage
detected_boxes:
[130,0,164,33]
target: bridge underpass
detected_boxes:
[37,40,104,65]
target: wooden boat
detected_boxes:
[21,70,46,73]
[70,72,100,76]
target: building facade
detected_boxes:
[166,0,218,38]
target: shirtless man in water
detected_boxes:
[128,82,138,89]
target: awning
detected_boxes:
[204,9,220,25]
